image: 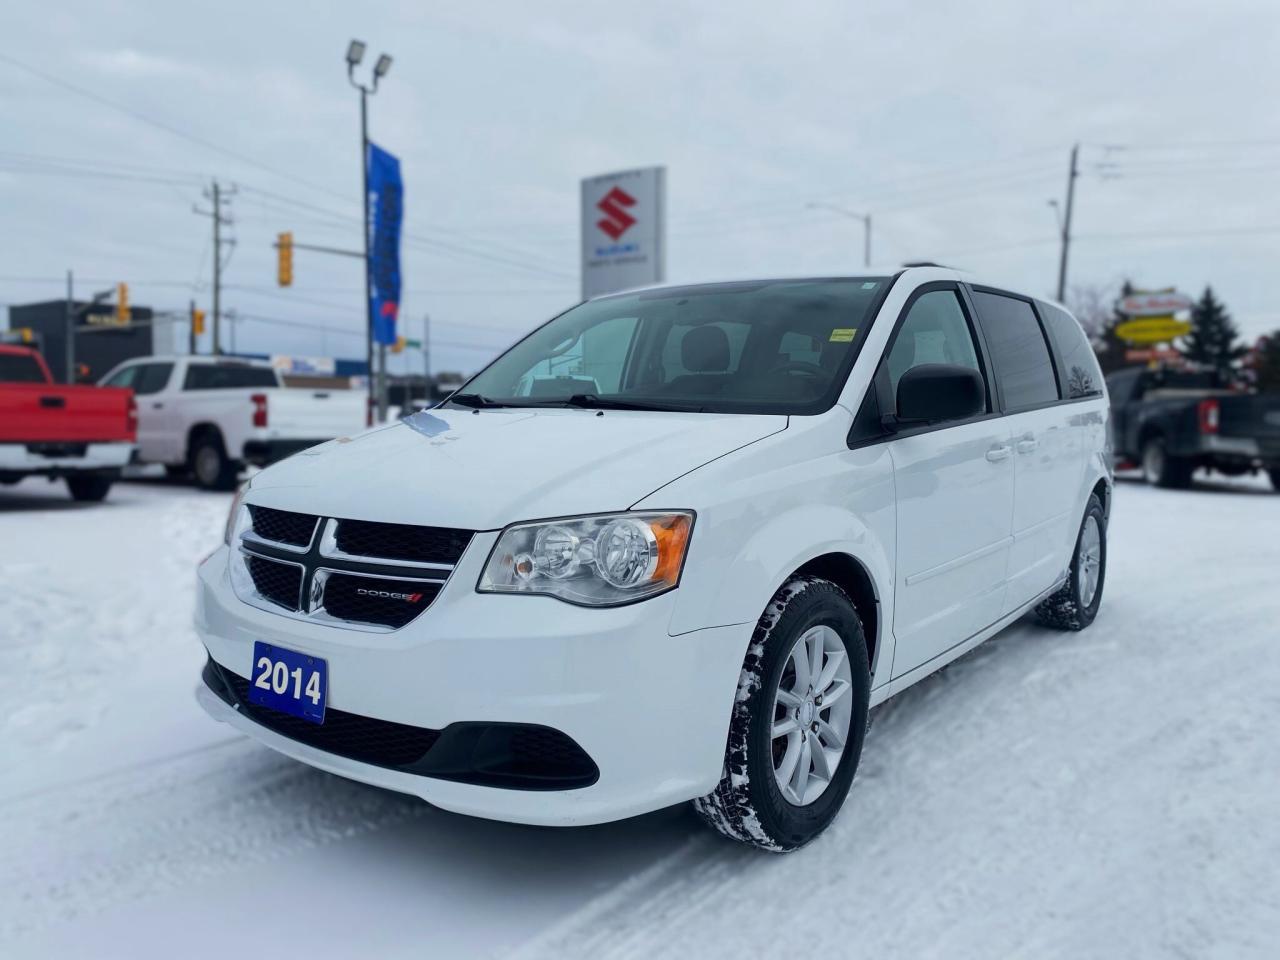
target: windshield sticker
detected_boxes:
[829,328,857,342]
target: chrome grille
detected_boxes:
[230,507,472,631]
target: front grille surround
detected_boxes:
[230,506,472,631]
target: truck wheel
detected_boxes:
[190,433,238,491]
[694,576,871,852]
[1270,469,1280,493]
[66,475,114,502]
[1036,493,1107,631]
[1141,437,1192,489]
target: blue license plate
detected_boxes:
[248,642,327,724]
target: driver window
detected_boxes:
[102,365,139,389]
[884,290,985,410]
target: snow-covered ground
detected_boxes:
[2,472,1277,958]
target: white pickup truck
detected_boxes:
[99,356,366,489]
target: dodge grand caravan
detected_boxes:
[195,266,1111,851]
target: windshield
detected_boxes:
[451,277,890,415]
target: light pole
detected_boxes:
[807,201,872,268]
[347,39,393,423]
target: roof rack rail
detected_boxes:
[901,261,949,268]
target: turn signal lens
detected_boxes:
[478,511,694,606]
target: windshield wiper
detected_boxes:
[560,393,706,413]
[446,393,510,409]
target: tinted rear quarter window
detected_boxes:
[0,353,47,383]
[1039,303,1102,399]
[184,364,278,390]
[971,290,1059,411]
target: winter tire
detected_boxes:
[1141,436,1192,489]
[191,432,238,491]
[66,475,113,502]
[694,576,871,852]
[1035,493,1107,631]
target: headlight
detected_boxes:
[478,511,694,606]
[223,480,253,546]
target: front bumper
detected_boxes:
[194,542,751,826]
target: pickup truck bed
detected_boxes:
[0,345,136,501]
[1107,368,1280,490]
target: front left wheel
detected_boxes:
[694,576,871,852]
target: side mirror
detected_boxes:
[892,364,985,426]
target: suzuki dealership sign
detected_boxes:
[581,166,666,299]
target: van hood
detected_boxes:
[248,407,787,530]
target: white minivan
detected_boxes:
[195,266,1111,851]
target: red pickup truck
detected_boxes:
[0,345,137,501]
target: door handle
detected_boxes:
[39,395,66,409]
[1016,438,1039,454]
[152,402,164,409]
[986,444,1012,462]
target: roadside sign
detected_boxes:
[581,166,666,299]
[1114,315,1193,344]
[1125,347,1182,363]
[1117,291,1193,317]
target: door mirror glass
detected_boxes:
[895,364,985,424]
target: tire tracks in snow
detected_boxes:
[0,741,425,941]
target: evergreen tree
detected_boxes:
[1180,286,1245,383]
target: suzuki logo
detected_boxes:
[596,186,637,241]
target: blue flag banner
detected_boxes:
[367,143,403,345]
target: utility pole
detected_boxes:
[194,180,236,355]
[1056,143,1079,302]
[422,312,431,401]
[189,299,197,354]
[806,202,872,268]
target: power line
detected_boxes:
[0,52,350,200]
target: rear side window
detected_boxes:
[184,364,278,390]
[134,363,174,396]
[0,353,47,383]
[971,291,1058,412]
[1039,303,1102,399]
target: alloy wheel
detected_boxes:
[1077,515,1102,606]
[770,624,854,806]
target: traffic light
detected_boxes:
[116,283,129,325]
[277,231,293,287]
[391,335,406,354]
[192,308,206,336]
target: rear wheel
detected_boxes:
[66,475,113,502]
[694,576,871,852]
[1036,493,1107,631]
[190,432,238,491]
[1142,436,1192,489]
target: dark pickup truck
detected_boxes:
[1107,367,1280,490]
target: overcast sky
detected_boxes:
[2,1,1278,376]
